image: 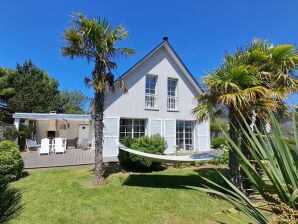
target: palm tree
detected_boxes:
[193,39,298,191]
[62,13,135,184]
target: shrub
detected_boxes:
[215,146,229,165]
[18,123,34,150]
[118,135,167,171]
[211,137,226,148]
[0,141,24,181]
[3,126,18,141]
[0,178,23,224]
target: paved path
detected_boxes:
[22,149,95,169]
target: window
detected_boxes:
[120,119,146,140]
[167,78,178,110]
[145,75,157,109]
[176,120,194,150]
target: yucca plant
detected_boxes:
[192,112,298,224]
[0,179,23,224]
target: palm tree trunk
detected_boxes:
[228,116,245,192]
[93,91,106,184]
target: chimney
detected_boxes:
[163,36,168,41]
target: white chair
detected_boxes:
[39,138,50,155]
[54,138,67,154]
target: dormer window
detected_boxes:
[167,78,178,110]
[145,75,157,109]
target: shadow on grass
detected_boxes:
[88,162,122,178]
[122,167,230,189]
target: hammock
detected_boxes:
[118,142,223,163]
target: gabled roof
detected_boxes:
[115,37,204,94]
[88,37,203,112]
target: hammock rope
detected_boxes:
[118,142,223,163]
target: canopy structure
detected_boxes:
[118,142,222,163]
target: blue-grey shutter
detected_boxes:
[164,119,176,154]
[103,117,119,157]
[196,119,210,151]
[149,119,162,136]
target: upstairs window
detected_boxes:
[167,78,178,110]
[145,75,157,109]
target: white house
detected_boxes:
[13,37,210,161]
[99,37,210,160]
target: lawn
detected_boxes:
[12,165,250,224]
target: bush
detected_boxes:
[118,135,167,171]
[3,126,18,141]
[0,141,24,181]
[0,178,23,224]
[211,137,226,148]
[18,123,34,150]
[216,146,229,165]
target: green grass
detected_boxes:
[12,165,250,224]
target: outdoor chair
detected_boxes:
[39,138,50,155]
[67,137,78,149]
[78,138,89,150]
[25,139,40,152]
[54,138,67,154]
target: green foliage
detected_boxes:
[211,137,226,148]
[193,39,298,123]
[59,90,90,114]
[18,123,34,150]
[0,140,24,182]
[0,67,15,105]
[7,60,64,114]
[210,118,228,133]
[193,112,298,224]
[118,135,167,171]
[0,67,15,123]
[215,146,229,165]
[3,125,18,141]
[61,13,135,93]
[0,178,23,224]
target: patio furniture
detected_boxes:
[25,139,40,152]
[67,137,78,149]
[39,138,51,155]
[54,138,67,154]
[78,138,89,150]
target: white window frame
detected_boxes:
[119,118,147,139]
[145,75,158,109]
[176,120,194,151]
[167,78,178,111]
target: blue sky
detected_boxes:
[0,0,297,105]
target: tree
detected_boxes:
[7,61,64,115]
[59,90,90,114]
[193,39,298,191]
[0,68,15,123]
[62,13,135,184]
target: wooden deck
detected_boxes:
[22,149,118,169]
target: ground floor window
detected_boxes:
[119,119,146,140]
[176,120,194,150]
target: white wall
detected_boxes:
[34,120,92,144]
[104,46,198,120]
[102,45,210,156]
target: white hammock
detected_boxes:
[118,142,222,163]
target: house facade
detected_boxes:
[12,37,210,161]
[100,37,210,159]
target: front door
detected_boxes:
[78,124,90,144]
